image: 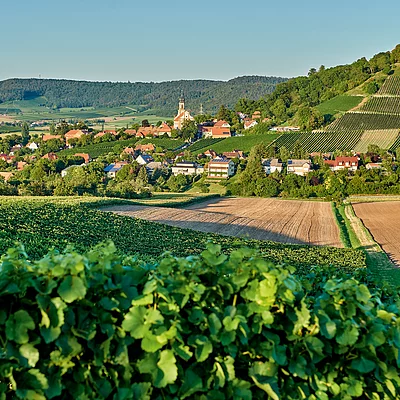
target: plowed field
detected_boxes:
[102,198,342,247]
[353,201,400,266]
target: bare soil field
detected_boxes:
[353,201,400,266]
[102,197,342,247]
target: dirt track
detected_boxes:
[102,197,342,247]
[353,201,400,266]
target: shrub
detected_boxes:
[0,243,399,398]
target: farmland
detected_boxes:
[104,197,343,248]
[326,112,400,132]
[0,197,364,270]
[58,138,140,158]
[271,131,363,152]
[315,95,363,116]
[377,75,400,96]
[352,201,400,267]
[359,96,400,114]
[354,129,400,152]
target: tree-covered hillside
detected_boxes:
[235,44,400,130]
[0,76,287,116]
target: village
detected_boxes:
[0,94,386,192]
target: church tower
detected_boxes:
[178,91,185,114]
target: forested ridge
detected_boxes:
[0,76,287,115]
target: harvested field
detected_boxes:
[353,201,400,266]
[102,197,342,247]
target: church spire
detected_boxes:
[178,91,185,114]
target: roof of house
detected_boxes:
[175,161,197,167]
[124,129,137,135]
[214,120,230,128]
[157,122,172,132]
[262,158,283,166]
[209,158,232,165]
[136,154,154,163]
[65,129,87,138]
[287,159,311,167]
[104,162,128,173]
[0,172,13,181]
[223,150,244,158]
[135,143,156,152]
[42,135,62,141]
[146,162,163,170]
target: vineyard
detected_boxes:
[377,75,400,96]
[315,95,363,116]
[186,138,225,153]
[359,96,400,114]
[271,131,364,152]
[138,137,185,150]
[354,129,400,152]
[326,112,400,133]
[0,198,365,271]
[390,135,400,152]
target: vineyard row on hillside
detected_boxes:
[326,112,400,133]
[354,129,400,153]
[359,96,400,114]
[271,131,364,152]
[377,75,400,96]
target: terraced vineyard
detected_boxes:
[326,112,400,132]
[272,131,363,152]
[359,96,400,114]
[354,129,400,152]
[377,75,400,96]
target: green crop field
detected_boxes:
[0,198,365,271]
[139,137,185,151]
[58,138,140,158]
[272,131,364,152]
[316,95,363,116]
[354,129,400,152]
[189,135,280,155]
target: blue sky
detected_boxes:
[1,0,399,82]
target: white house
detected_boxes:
[27,142,39,151]
[324,156,359,172]
[135,154,154,165]
[244,119,258,130]
[287,159,312,176]
[61,164,85,177]
[171,161,204,176]
[207,158,235,178]
[262,158,283,174]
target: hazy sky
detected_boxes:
[1,0,399,82]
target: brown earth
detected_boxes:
[102,197,342,247]
[353,201,400,266]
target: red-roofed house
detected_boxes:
[0,172,13,181]
[222,150,245,159]
[135,143,156,152]
[136,127,157,137]
[203,121,232,139]
[204,149,218,158]
[124,129,137,136]
[244,119,258,130]
[95,130,118,139]
[324,157,359,172]
[0,154,15,163]
[42,134,63,142]
[65,129,89,144]
[252,111,262,120]
[156,122,172,137]
[17,161,27,170]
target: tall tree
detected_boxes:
[21,122,30,146]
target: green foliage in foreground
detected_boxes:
[0,199,365,270]
[0,243,399,399]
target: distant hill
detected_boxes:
[0,76,287,116]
